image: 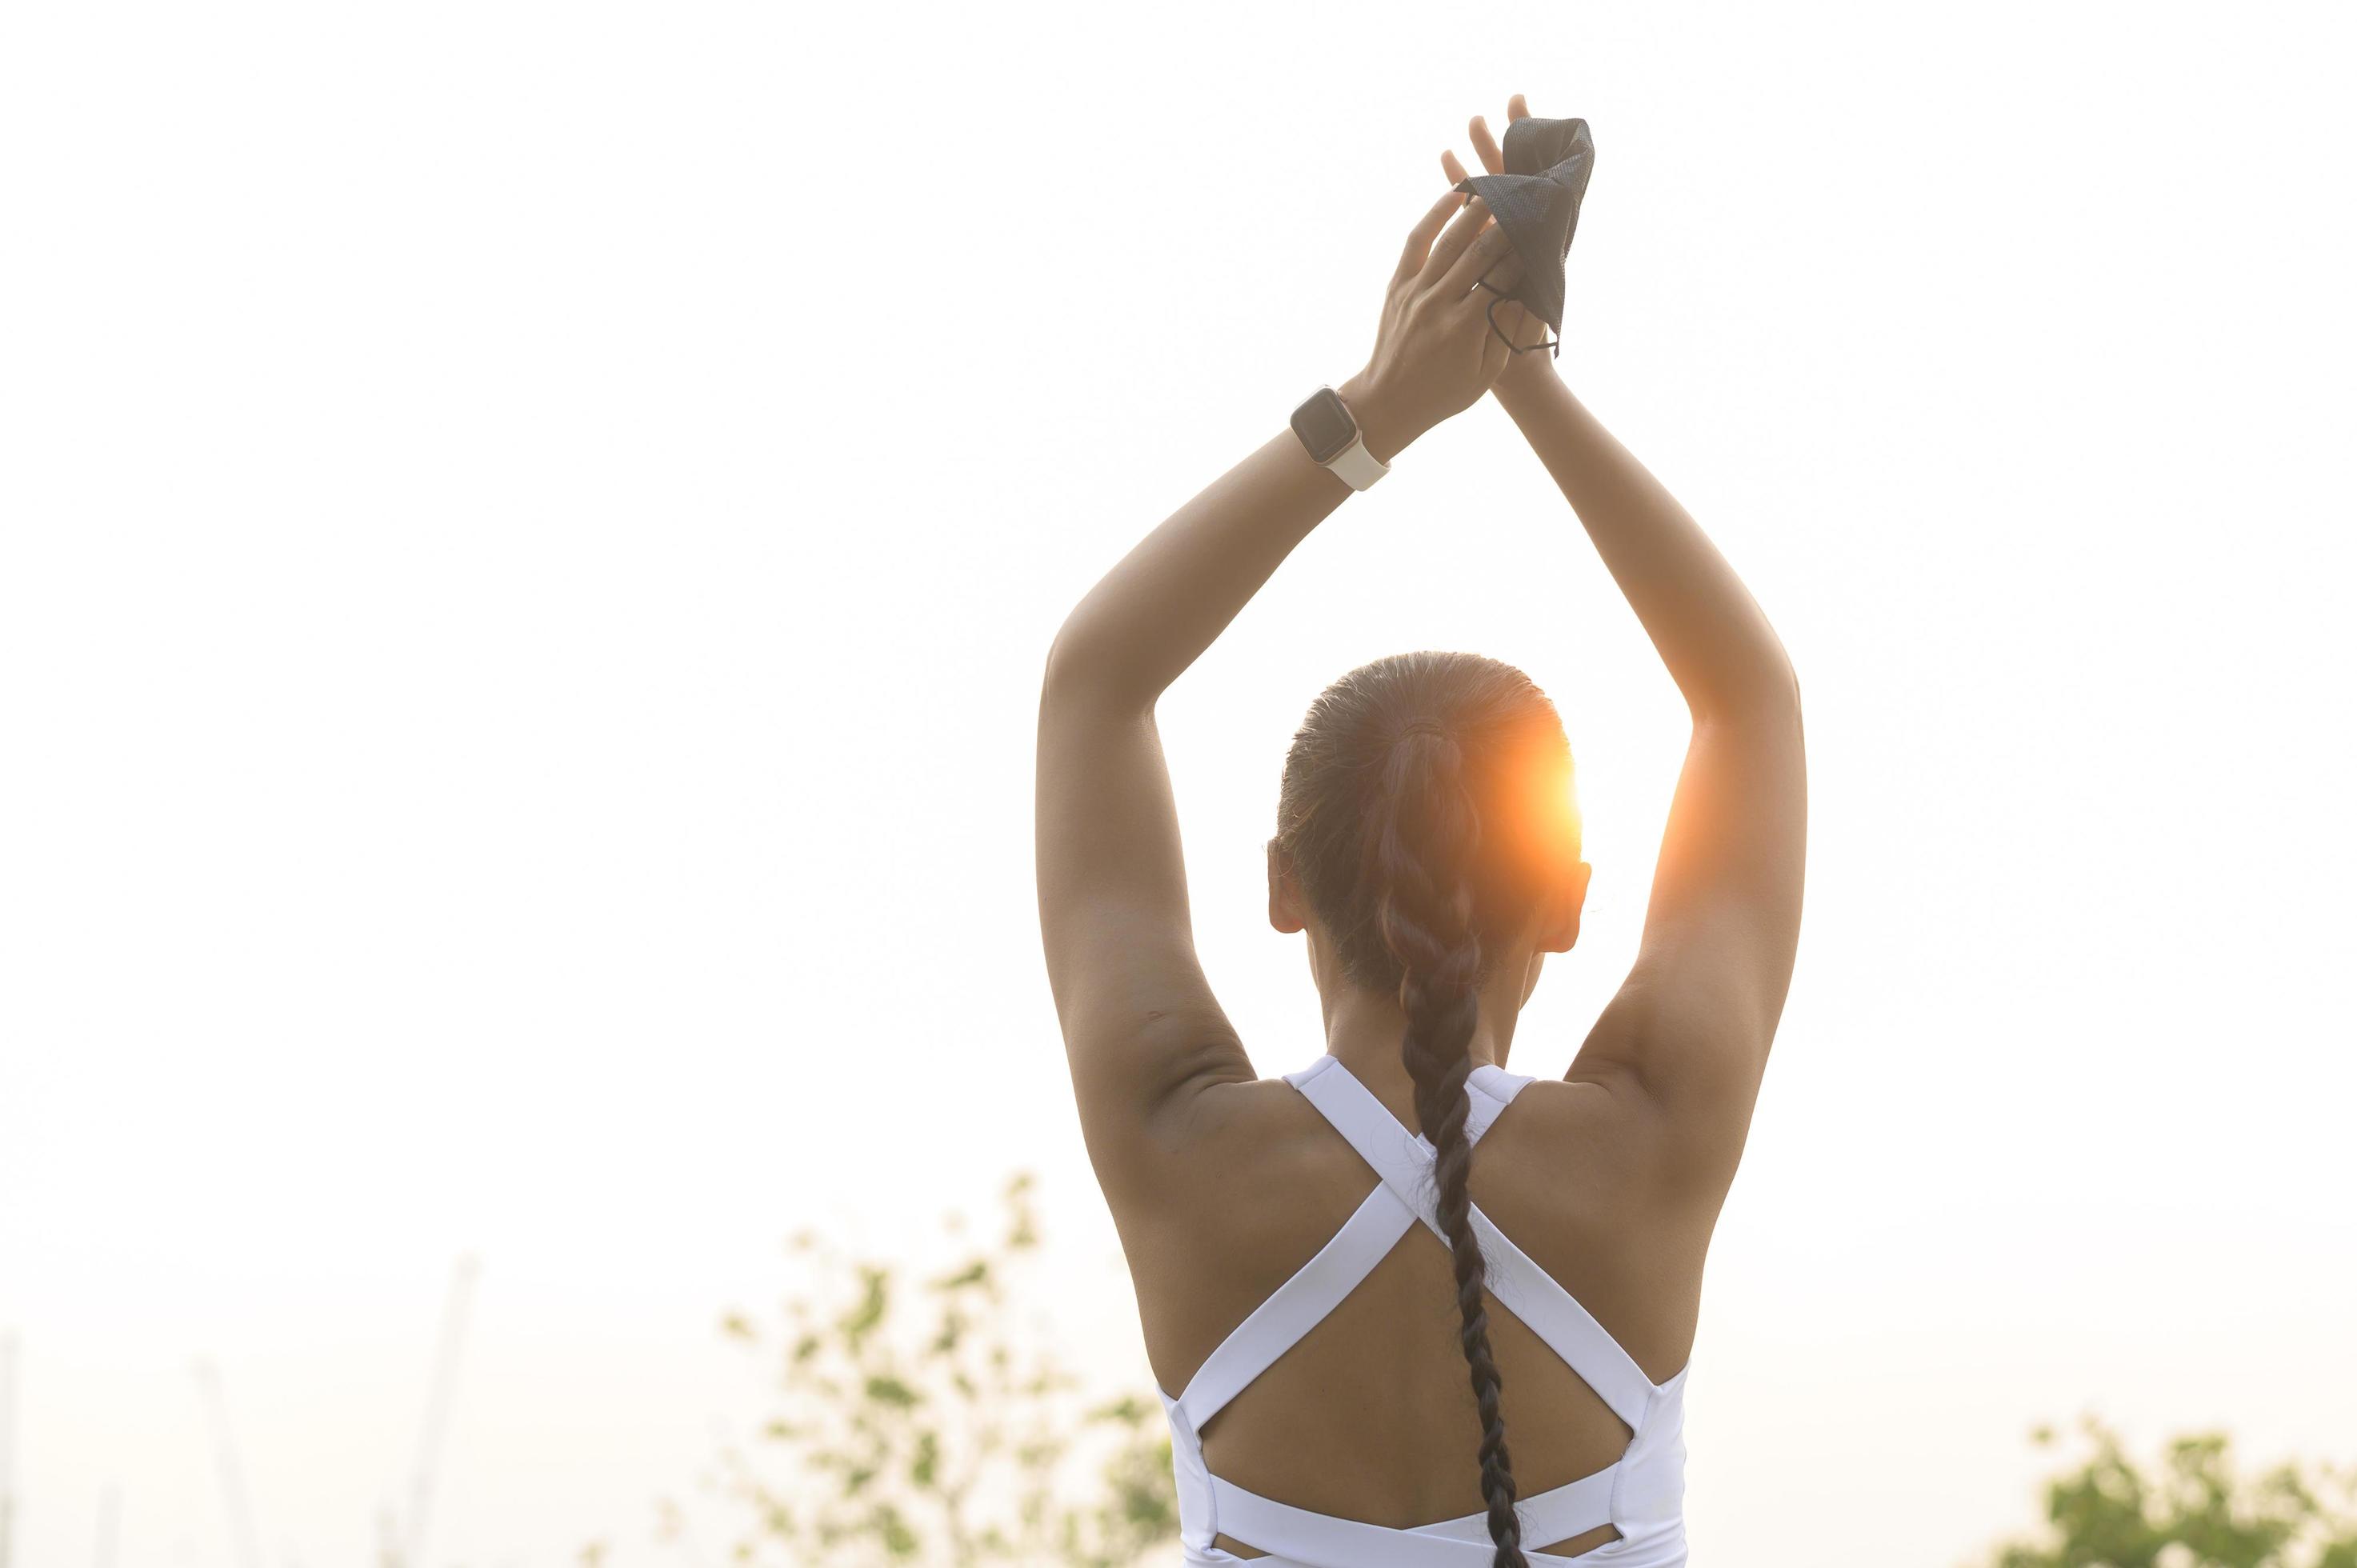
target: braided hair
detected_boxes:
[1268,651,1580,1568]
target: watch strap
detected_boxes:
[1324,429,1389,491]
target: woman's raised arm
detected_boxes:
[1460,100,1807,1199]
[1036,183,1516,1199]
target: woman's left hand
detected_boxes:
[1339,184,1522,461]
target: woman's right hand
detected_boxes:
[1446,94,1559,399]
[1339,185,1521,462]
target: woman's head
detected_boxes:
[1267,650,1587,1003]
[1265,649,1588,1568]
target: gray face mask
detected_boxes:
[1452,116,1596,359]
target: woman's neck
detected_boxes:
[1320,979,1523,1128]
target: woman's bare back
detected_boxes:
[1110,1067,1723,1558]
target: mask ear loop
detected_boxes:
[1475,278,1560,359]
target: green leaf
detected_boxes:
[909,1429,940,1489]
[865,1374,922,1410]
[838,1266,890,1345]
[679,1168,1179,1568]
[933,1260,990,1292]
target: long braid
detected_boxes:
[1368,718,1526,1568]
[1273,652,1576,1564]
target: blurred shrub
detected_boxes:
[662,1171,1177,1566]
[1982,1414,2357,1568]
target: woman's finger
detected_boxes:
[1436,211,1515,301]
[1419,194,1495,286]
[1395,186,1469,285]
[1441,148,1470,186]
[1507,92,1531,123]
[1470,114,1506,177]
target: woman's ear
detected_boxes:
[1267,842,1307,934]
[1537,860,1594,953]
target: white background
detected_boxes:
[5,2,2354,1564]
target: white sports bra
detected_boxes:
[1155,1054,1691,1566]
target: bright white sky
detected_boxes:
[5,2,2354,1565]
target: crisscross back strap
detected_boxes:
[1283,1054,1659,1431]
[1283,1054,1525,1208]
[1171,1059,1524,1432]
[1174,1183,1416,1430]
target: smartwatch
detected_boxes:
[1290,386,1390,491]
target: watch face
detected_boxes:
[1291,388,1358,465]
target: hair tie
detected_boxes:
[1476,279,1561,359]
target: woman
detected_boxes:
[1034,94,1805,1567]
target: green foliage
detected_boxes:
[1982,1414,2357,1568]
[665,1172,1179,1567]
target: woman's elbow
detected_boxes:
[1693,646,1800,728]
